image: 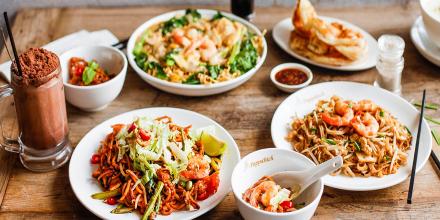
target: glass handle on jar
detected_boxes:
[0,84,20,153]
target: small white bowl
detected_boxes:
[270,63,313,93]
[59,46,127,112]
[420,0,440,48]
[231,148,323,220]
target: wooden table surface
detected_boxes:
[1,2,440,220]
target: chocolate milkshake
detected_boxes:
[11,48,69,155]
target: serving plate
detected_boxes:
[271,81,432,191]
[69,107,241,219]
[272,17,378,71]
[411,16,440,67]
[127,9,267,96]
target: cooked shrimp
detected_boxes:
[353,100,378,113]
[200,38,218,62]
[351,112,379,137]
[321,99,354,127]
[248,180,278,207]
[172,29,191,47]
[180,155,210,180]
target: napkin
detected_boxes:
[0,29,119,83]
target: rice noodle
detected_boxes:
[286,96,412,177]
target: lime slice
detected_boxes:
[201,131,227,156]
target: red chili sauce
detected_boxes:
[275,68,308,85]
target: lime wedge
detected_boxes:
[201,131,226,156]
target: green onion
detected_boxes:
[384,155,391,162]
[379,110,384,117]
[310,127,317,133]
[91,189,120,200]
[413,102,439,110]
[179,180,187,188]
[405,126,412,135]
[183,73,200,84]
[154,194,161,213]
[111,204,134,214]
[353,141,361,151]
[432,130,440,146]
[142,181,164,220]
[323,138,336,145]
[377,133,386,138]
[425,116,440,125]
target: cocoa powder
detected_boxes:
[12,48,59,87]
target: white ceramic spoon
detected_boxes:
[272,156,343,199]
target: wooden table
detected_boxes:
[1,2,439,220]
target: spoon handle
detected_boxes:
[301,156,343,190]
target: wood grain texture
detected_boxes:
[0,2,439,219]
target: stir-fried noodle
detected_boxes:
[287,96,412,177]
[92,116,222,219]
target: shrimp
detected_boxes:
[351,112,379,137]
[172,29,191,47]
[184,37,218,62]
[200,38,218,62]
[180,155,210,180]
[248,180,278,207]
[353,100,378,113]
[321,99,354,127]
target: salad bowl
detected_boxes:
[127,9,267,96]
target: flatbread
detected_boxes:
[290,0,367,66]
[289,31,354,66]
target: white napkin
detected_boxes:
[0,29,119,82]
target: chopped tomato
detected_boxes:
[279,200,293,210]
[196,173,220,201]
[197,191,209,200]
[139,129,150,141]
[90,154,100,164]
[76,66,84,76]
[106,197,117,205]
[128,123,136,133]
[206,173,219,195]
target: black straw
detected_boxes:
[407,89,426,204]
[3,11,23,76]
[431,151,440,172]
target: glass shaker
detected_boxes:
[374,35,405,95]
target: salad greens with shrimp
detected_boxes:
[133,9,264,85]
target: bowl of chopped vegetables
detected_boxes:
[60,45,127,111]
[127,9,267,96]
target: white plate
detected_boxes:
[411,16,440,67]
[127,9,267,96]
[69,107,241,219]
[272,17,378,71]
[271,81,432,191]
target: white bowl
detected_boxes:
[270,63,313,93]
[231,148,323,220]
[59,46,127,111]
[420,0,440,48]
[127,9,267,96]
